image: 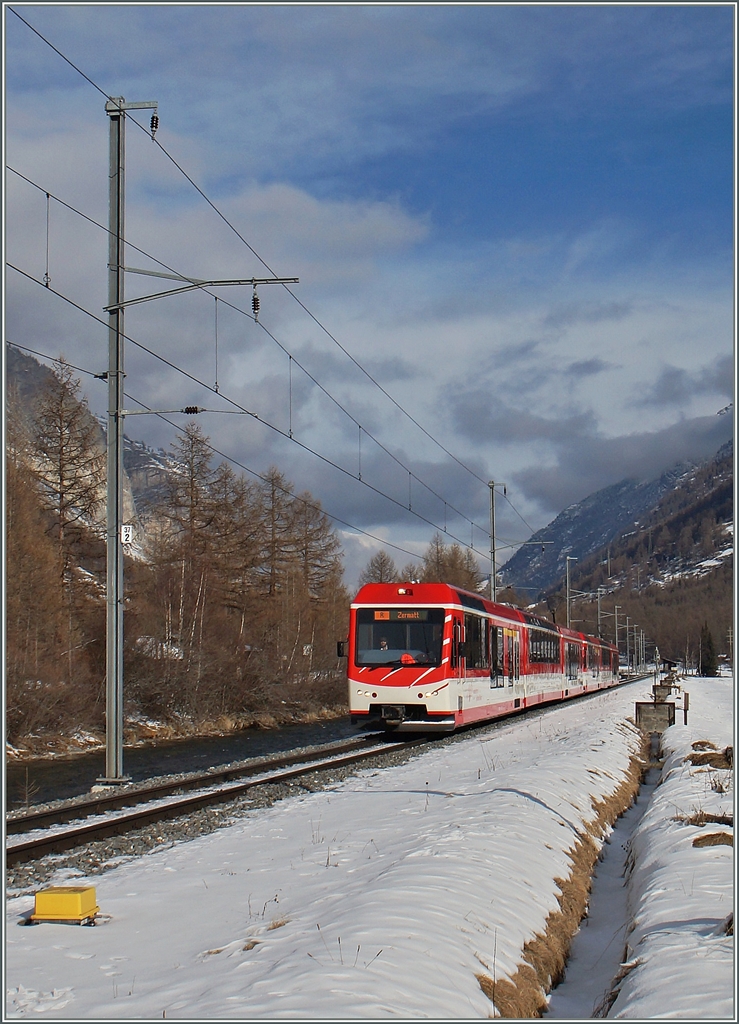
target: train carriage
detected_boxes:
[342,582,620,733]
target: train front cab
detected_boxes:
[346,583,462,733]
[345,583,530,733]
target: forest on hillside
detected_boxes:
[6,353,731,748]
[6,359,353,747]
[534,448,733,667]
[6,357,488,749]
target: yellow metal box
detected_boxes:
[31,886,99,923]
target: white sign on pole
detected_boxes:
[121,524,134,544]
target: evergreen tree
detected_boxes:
[258,467,297,597]
[421,533,447,582]
[292,492,342,597]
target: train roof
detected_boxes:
[352,581,616,650]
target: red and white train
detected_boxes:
[342,582,620,733]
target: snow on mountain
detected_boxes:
[501,466,697,596]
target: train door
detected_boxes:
[452,617,465,678]
[504,628,520,685]
[490,624,504,687]
[587,643,598,678]
[565,642,579,680]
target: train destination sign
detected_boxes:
[373,609,429,621]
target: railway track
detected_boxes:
[7,679,652,870]
[6,735,422,867]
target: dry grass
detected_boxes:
[476,735,648,1018]
[681,811,733,827]
[692,832,733,848]
[691,739,718,751]
[686,747,733,769]
[267,916,289,930]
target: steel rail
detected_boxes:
[6,738,421,866]
[6,736,386,836]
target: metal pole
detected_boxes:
[566,556,576,629]
[103,97,126,783]
[100,97,157,784]
[489,480,496,602]
[626,617,631,673]
[614,604,620,655]
[634,626,642,675]
[597,588,602,638]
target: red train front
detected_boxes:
[344,582,620,733]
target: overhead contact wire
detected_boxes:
[8,6,489,489]
[7,13,537,543]
[7,265,481,552]
[6,339,425,564]
[8,166,486,537]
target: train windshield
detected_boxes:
[355,608,445,667]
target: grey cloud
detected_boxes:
[542,301,633,330]
[450,388,597,445]
[565,358,614,379]
[631,355,735,408]
[512,412,734,516]
[274,445,491,539]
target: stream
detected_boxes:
[6,717,359,808]
[544,766,660,1018]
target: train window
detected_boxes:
[464,614,489,670]
[528,627,560,664]
[506,631,517,685]
[355,608,445,667]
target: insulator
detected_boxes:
[183,406,199,415]
[252,288,260,321]
[150,113,159,139]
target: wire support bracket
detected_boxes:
[104,272,299,311]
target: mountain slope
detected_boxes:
[500,446,729,596]
[534,441,733,664]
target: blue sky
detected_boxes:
[4,3,734,586]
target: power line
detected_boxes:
[7,9,539,549]
[8,7,112,102]
[8,163,489,540]
[7,265,484,553]
[5,341,425,564]
[7,9,499,494]
[10,337,533,558]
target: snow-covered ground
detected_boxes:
[5,676,733,1019]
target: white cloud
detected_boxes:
[4,5,732,588]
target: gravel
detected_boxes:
[6,737,431,897]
